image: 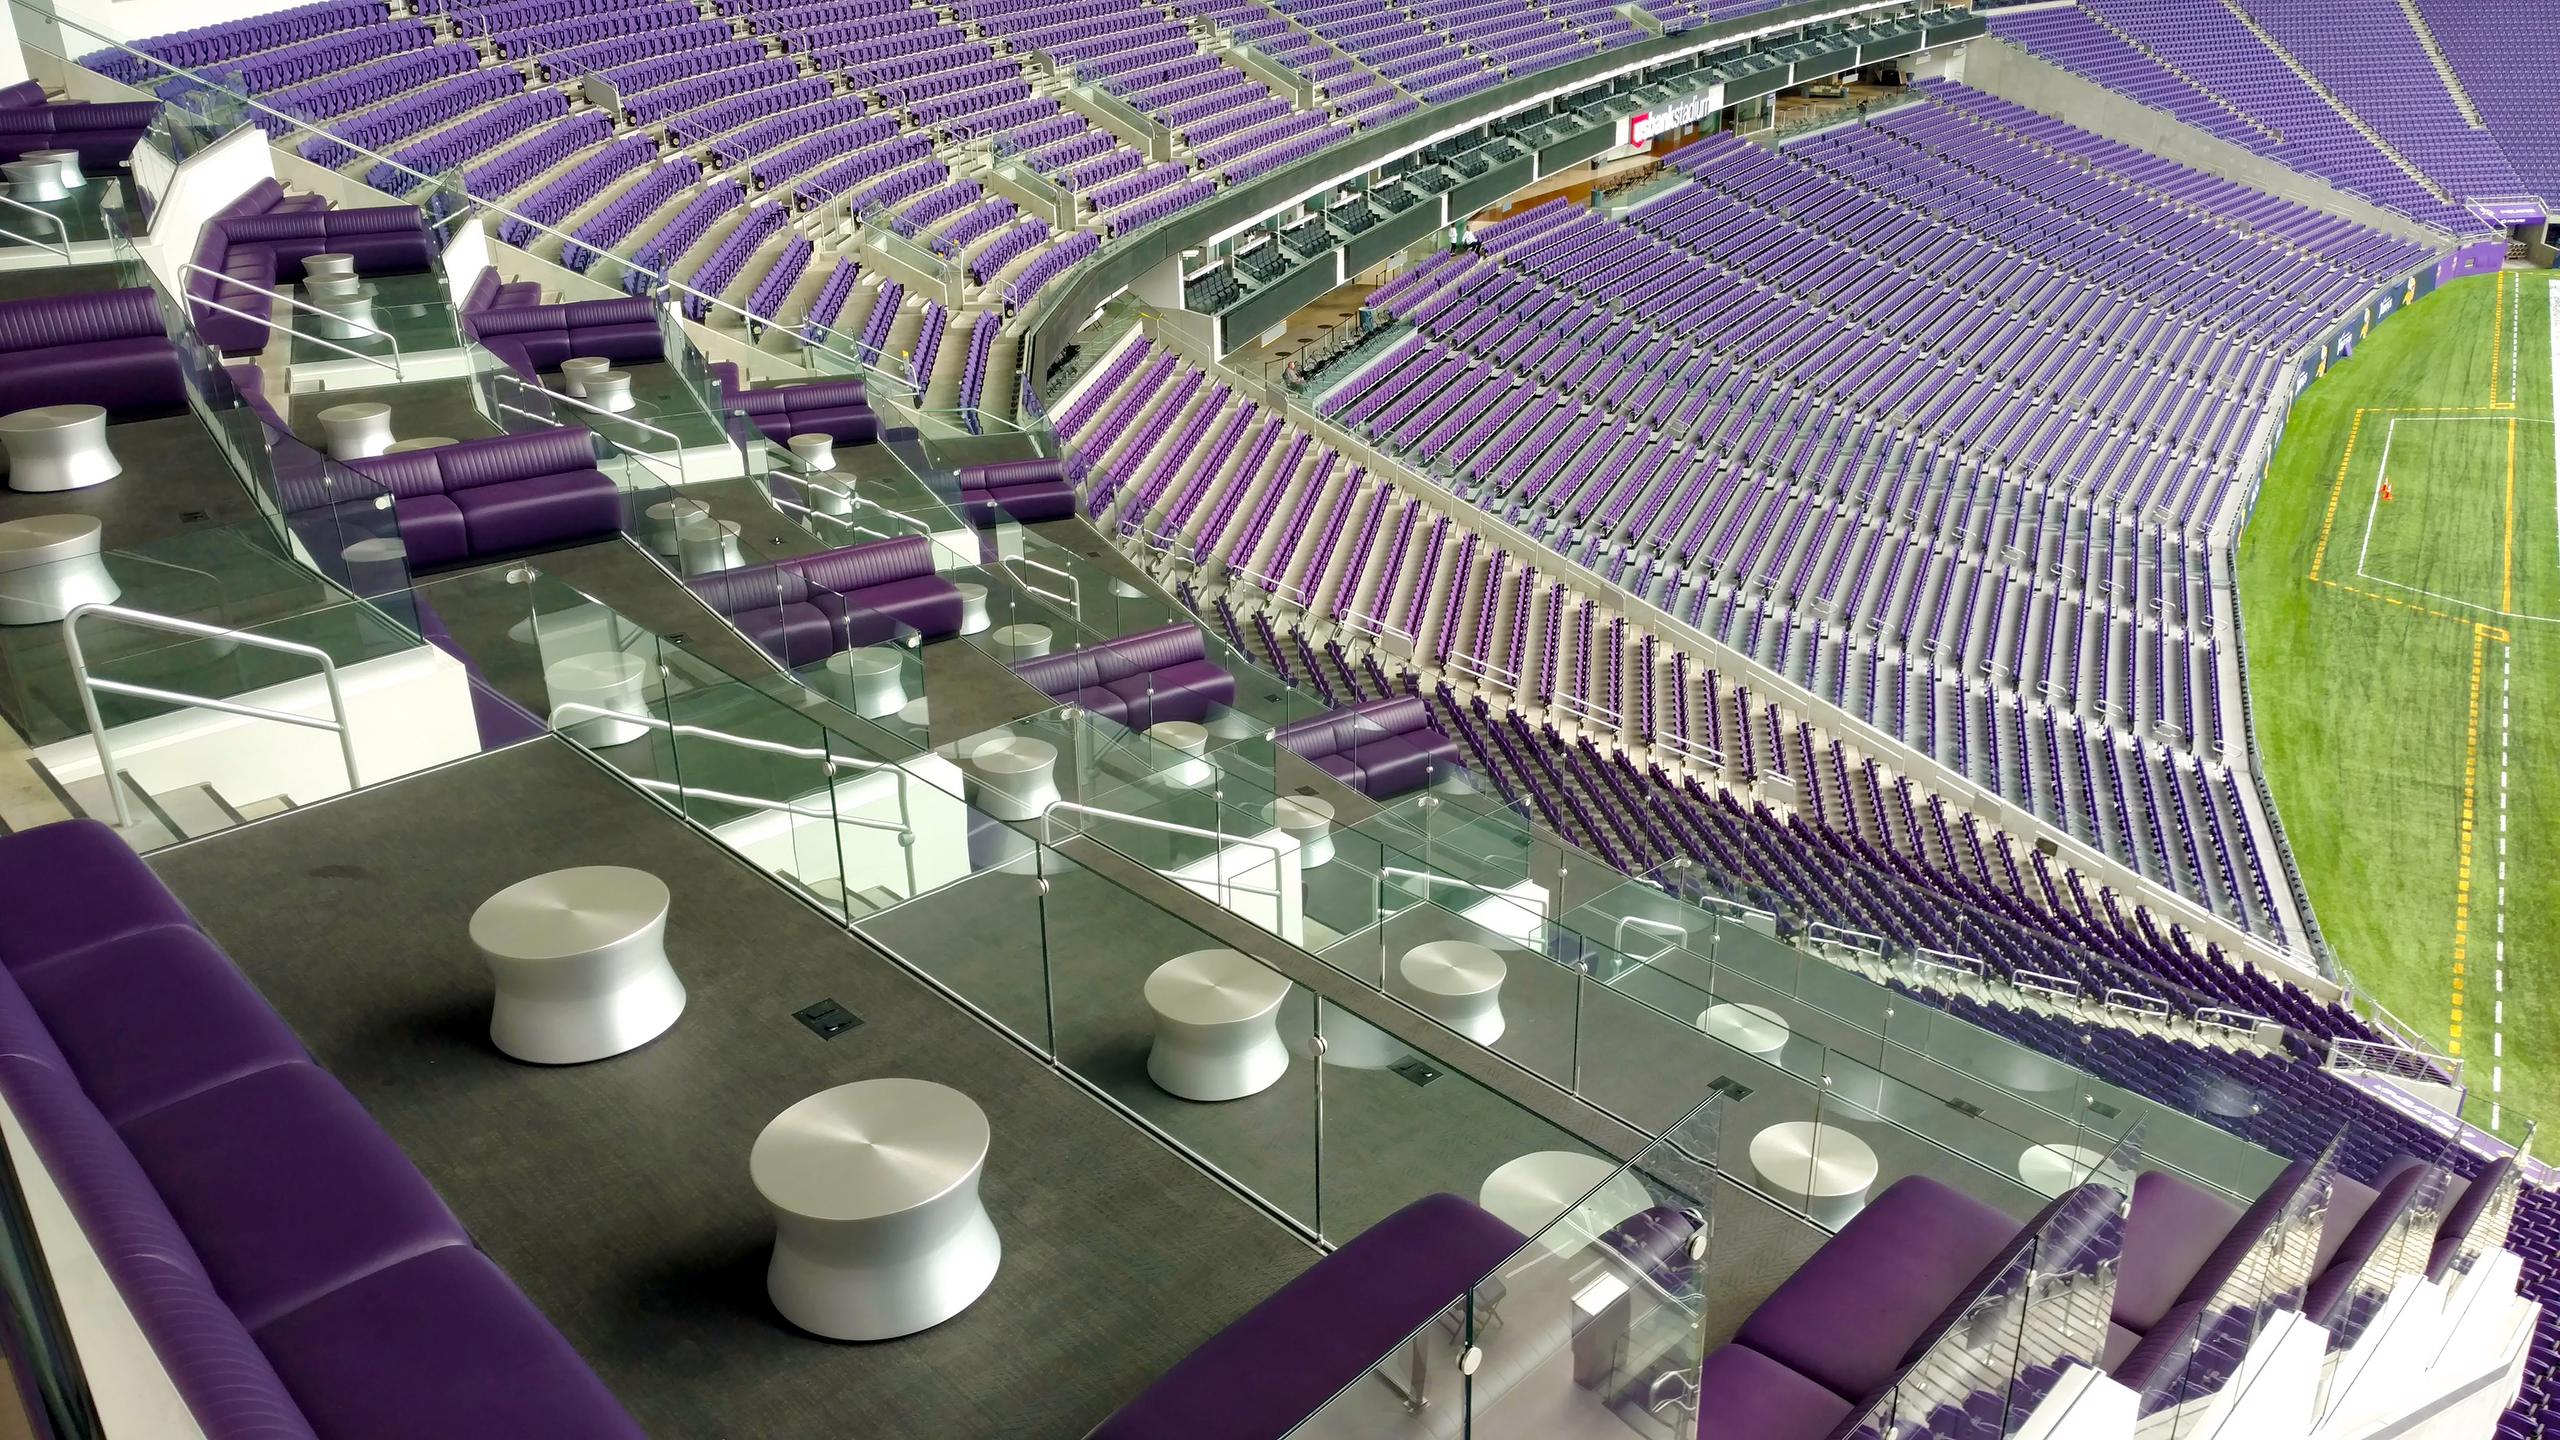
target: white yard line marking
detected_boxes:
[2354,410,2560,623]
[2354,417,2397,580]
[2492,641,2512,1130]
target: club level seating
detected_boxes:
[0,287,188,420]
[1010,622,1237,728]
[0,819,644,1440]
[340,427,625,571]
[188,193,436,357]
[1272,694,1463,798]
[461,296,663,382]
[708,362,880,447]
[685,536,966,666]
[0,81,157,168]
[956,457,1080,524]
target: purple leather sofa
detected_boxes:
[464,297,661,382]
[1273,695,1462,798]
[2104,1161,2315,1404]
[708,361,877,447]
[0,818,644,1439]
[2302,1162,2432,1330]
[189,189,435,356]
[1694,1174,2091,1440]
[956,457,1077,524]
[0,287,188,419]
[2425,1155,2510,1281]
[344,426,621,570]
[0,80,157,168]
[686,535,964,666]
[1090,1192,1527,1439]
[464,266,542,312]
[1010,622,1236,728]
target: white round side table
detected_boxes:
[303,273,365,302]
[23,149,82,189]
[1316,1004,1405,1069]
[1479,1150,1655,1258]
[314,287,379,343]
[789,432,837,471]
[676,516,742,574]
[961,734,1059,821]
[1698,1001,1791,1059]
[753,1078,1000,1341]
[644,495,710,556]
[318,402,394,461]
[559,356,611,398]
[2017,1142,2113,1199]
[1,404,118,491]
[588,370,636,413]
[1400,940,1507,1044]
[1268,794,1335,866]
[1148,719,1211,788]
[339,536,407,596]
[828,647,908,719]
[546,651,653,746]
[470,866,684,1065]
[303,252,357,280]
[990,622,1051,661]
[953,581,990,635]
[3,159,64,203]
[1145,948,1292,1102]
[0,515,118,624]
[1749,1120,1880,1229]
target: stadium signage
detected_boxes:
[1622,88,1723,146]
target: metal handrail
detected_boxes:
[999,553,1083,619]
[176,262,404,377]
[486,371,694,486]
[1612,912,1687,960]
[63,603,361,828]
[0,190,71,261]
[1040,799,1288,903]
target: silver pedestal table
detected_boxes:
[470,866,685,1065]
[1,404,119,492]
[0,515,118,624]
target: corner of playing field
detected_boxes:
[2237,267,2554,1140]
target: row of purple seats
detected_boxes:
[466,111,614,202]
[0,818,646,1439]
[1011,623,1237,728]
[342,426,624,570]
[561,156,699,272]
[259,44,473,126]
[303,67,521,169]
[229,19,434,92]
[83,0,386,84]
[686,536,965,665]
[498,134,657,246]
[1003,232,1100,309]
[628,178,745,286]
[365,90,568,193]
[1273,695,1461,797]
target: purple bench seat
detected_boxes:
[708,361,877,447]
[344,426,622,570]
[463,296,662,382]
[0,818,643,1440]
[686,534,963,666]
[188,190,435,356]
[0,287,187,419]
[464,265,545,311]
[956,456,1077,524]
[1090,1192,1526,1440]
[0,80,156,168]
[1010,621,1236,728]
[1273,695,1461,797]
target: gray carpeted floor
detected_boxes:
[148,740,1318,1439]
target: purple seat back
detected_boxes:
[784,535,933,595]
[1095,623,1205,681]
[0,286,165,354]
[434,428,601,490]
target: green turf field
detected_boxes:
[2237,267,2556,1140]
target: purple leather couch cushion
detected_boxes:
[835,573,962,645]
[960,480,1076,524]
[2110,1298,2205,1394]
[2114,1171,2244,1334]
[959,458,1066,488]
[0,819,195,972]
[347,429,619,569]
[15,924,305,1124]
[1106,622,1208,675]
[1697,1342,1854,1440]
[0,287,187,418]
[2428,1157,2509,1280]
[2171,1160,2311,1313]
[392,497,470,570]
[2304,1166,2430,1326]
[1090,1192,1525,1440]
[790,534,933,593]
[119,1064,473,1330]
[454,471,622,555]
[254,1246,644,1440]
[1734,1174,2021,1403]
[2311,1175,2381,1279]
[0,82,42,106]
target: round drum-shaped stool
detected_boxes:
[547,651,653,746]
[990,623,1050,661]
[23,149,83,189]
[587,370,636,413]
[559,356,612,398]
[961,735,1058,822]
[4,159,64,203]
[470,866,684,1065]
[644,496,710,556]
[338,536,407,597]
[1149,719,1211,788]
[1268,794,1334,867]
[314,288,378,343]
[1400,940,1506,1044]
[953,581,990,635]
[1145,948,1292,1102]
[676,516,741,574]
[1749,1120,1879,1229]
[303,273,365,302]
[828,647,908,719]
[317,402,393,461]
[1316,1004,1405,1070]
[2017,1142,2113,1199]
[0,515,118,624]
[753,1079,1000,1341]
[1697,1001,1791,1059]
[789,432,837,472]
[303,252,357,280]
[1,404,118,492]
[1479,1150,1655,1258]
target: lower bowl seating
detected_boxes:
[0,819,644,1440]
